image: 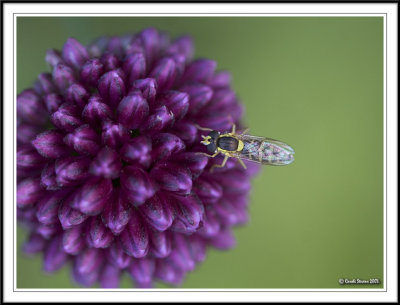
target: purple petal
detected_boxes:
[117,92,149,129]
[130,78,157,106]
[80,58,104,87]
[74,178,113,216]
[82,94,112,125]
[101,53,121,71]
[119,210,149,258]
[17,89,47,125]
[86,216,114,248]
[23,233,47,255]
[101,188,131,235]
[151,133,185,163]
[211,169,251,195]
[45,49,63,67]
[138,28,163,64]
[180,83,213,115]
[167,35,194,63]
[17,145,46,172]
[149,57,176,91]
[107,241,132,268]
[75,247,104,275]
[55,156,91,187]
[52,63,76,91]
[140,106,174,135]
[187,235,206,262]
[100,264,120,288]
[17,123,42,145]
[58,194,88,229]
[105,36,124,58]
[120,166,156,206]
[64,124,100,156]
[43,235,68,272]
[36,191,67,224]
[17,177,44,208]
[183,59,216,84]
[129,258,155,287]
[171,152,208,179]
[89,147,121,179]
[155,259,185,286]
[209,227,236,250]
[51,102,82,132]
[37,223,60,239]
[207,71,231,88]
[34,73,57,94]
[66,84,89,108]
[158,91,189,121]
[32,130,69,159]
[148,229,172,258]
[88,36,109,57]
[214,197,246,226]
[123,53,146,85]
[120,136,152,169]
[44,93,64,113]
[62,224,86,255]
[98,70,126,108]
[198,206,220,238]
[72,262,100,287]
[139,192,174,232]
[193,176,223,204]
[101,120,130,149]
[171,121,198,145]
[62,37,89,70]
[168,234,195,271]
[150,162,192,195]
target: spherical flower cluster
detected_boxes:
[17,28,259,288]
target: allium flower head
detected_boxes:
[17,28,259,288]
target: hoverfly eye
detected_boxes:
[207,142,217,154]
[208,130,220,141]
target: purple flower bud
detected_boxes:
[188,235,206,263]
[169,234,195,271]
[121,166,156,206]
[52,63,76,91]
[151,133,185,163]
[74,178,113,216]
[101,53,121,71]
[123,53,146,85]
[155,260,184,286]
[183,59,216,84]
[43,235,68,272]
[86,216,114,248]
[149,229,172,258]
[72,262,100,287]
[62,38,89,70]
[209,227,236,250]
[212,169,251,195]
[66,83,89,108]
[207,71,231,88]
[107,241,132,268]
[101,121,130,149]
[89,147,121,179]
[55,156,91,187]
[88,36,109,58]
[101,189,131,235]
[150,57,176,91]
[98,70,126,108]
[140,106,174,135]
[51,103,82,132]
[17,89,47,125]
[62,224,86,255]
[171,152,208,179]
[167,36,194,63]
[58,196,88,229]
[64,124,100,156]
[81,94,112,125]
[23,233,47,255]
[193,176,223,204]
[17,123,42,145]
[105,36,124,58]
[198,207,220,238]
[34,73,57,95]
[171,121,198,145]
[129,258,155,286]
[180,83,213,115]
[117,92,149,129]
[119,210,149,258]
[17,177,44,208]
[45,49,63,67]
[131,78,157,106]
[158,91,189,121]
[139,28,163,65]
[150,162,192,195]
[36,191,66,225]
[169,193,203,234]
[80,59,104,88]
[75,248,104,275]
[32,130,69,159]
[37,223,60,239]
[44,93,64,113]
[100,264,120,288]
[120,136,152,168]
[139,193,174,232]
[17,145,46,172]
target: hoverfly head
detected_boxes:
[200,135,211,146]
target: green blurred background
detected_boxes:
[17,17,384,289]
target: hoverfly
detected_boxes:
[197,124,295,171]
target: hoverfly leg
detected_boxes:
[236,158,247,169]
[240,128,250,135]
[194,124,214,132]
[210,154,229,172]
[231,124,236,134]
[196,151,219,158]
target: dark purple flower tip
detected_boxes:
[121,166,156,206]
[37,223,60,239]
[81,94,112,125]
[167,36,194,63]
[107,241,132,269]
[101,53,121,71]
[139,192,174,232]
[80,58,104,87]
[209,227,236,250]
[74,177,113,216]
[32,130,69,159]
[75,248,104,275]
[168,234,195,271]
[158,91,189,121]
[123,53,146,85]
[149,229,172,258]
[212,169,251,195]
[62,224,86,255]
[154,259,185,286]
[51,102,83,132]
[150,162,192,195]
[17,145,46,172]
[45,49,63,67]
[86,216,114,248]
[17,177,44,208]
[17,123,42,145]
[207,71,232,88]
[169,193,204,234]
[129,258,155,287]
[64,124,100,156]
[52,63,76,91]
[183,59,217,84]
[120,136,152,169]
[119,210,149,258]
[36,191,66,225]
[55,156,91,187]
[140,106,175,135]
[101,120,130,149]
[44,93,64,113]
[102,189,131,235]
[66,83,90,108]
[180,83,213,115]
[17,89,48,125]
[89,147,121,179]
[100,264,120,288]
[43,235,68,272]
[117,92,149,129]
[72,263,100,287]
[98,69,126,108]
[131,78,157,106]
[171,121,198,145]
[151,133,186,163]
[58,195,88,229]
[150,57,176,91]
[198,207,220,238]
[171,152,208,179]
[62,37,89,70]
[23,233,47,255]
[34,73,57,95]
[193,176,223,204]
